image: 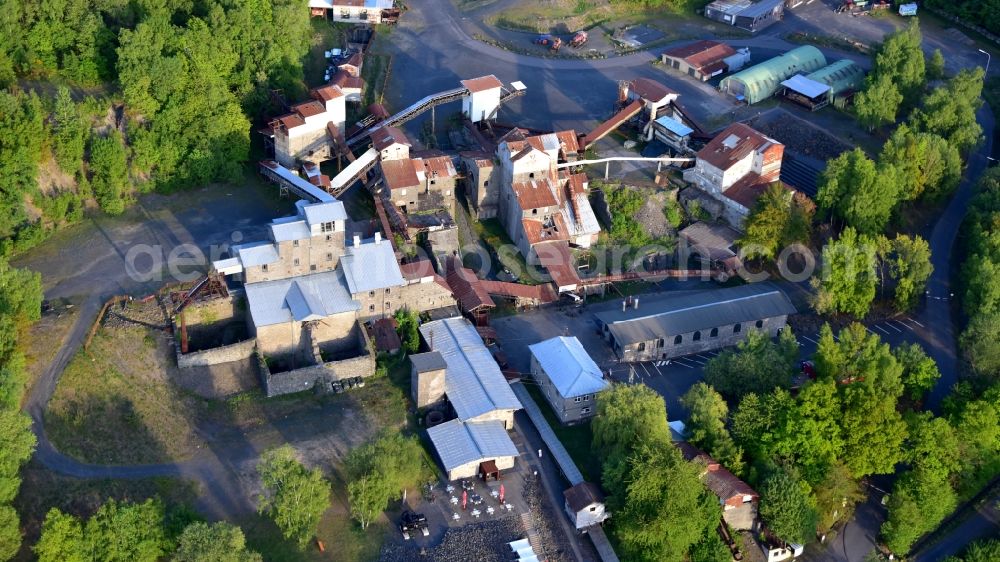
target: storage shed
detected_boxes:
[720,46,827,104]
[733,0,784,33]
[805,59,865,100]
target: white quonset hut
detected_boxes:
[420,317,524,481]
[528,336,609,424]
[427,419,520,480]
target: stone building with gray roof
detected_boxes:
[595,282,796,362]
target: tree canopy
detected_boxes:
[817,148,899,235]
[681,383,744,476]
[811,228,878,318]
[739,184,814,259]
[173,521,262,562]
[592,383,671,489]
[704,328,797,400]
[345,432,426,529]
[256,445,330,549]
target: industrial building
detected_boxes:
[661,40,751,81]
[720,46,827,104]
[415,317,524,480]
[594,282,796,362]
[308,0,400,24]
[704,0,785,33]
[781,59,866,110]
[528,336,609,425]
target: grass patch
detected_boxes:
[470,218,543,285]
[241,511,388,562]
[304,20,354,89]
[23,301,79,405]
[522,383,601,483]
[45,325,210,465]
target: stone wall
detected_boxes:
[261,350,377,397]
[177,337,258,368]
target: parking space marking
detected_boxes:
[696,354,712,361]
[884,322,903,333]
[673,359,696,369]
[873,324,891,335]
[652,362,664,376]
[895,320,915,331]
[866,327,878,335]
[906,317,925,328]
[686,358,706,365]
[640,363,653,378]
[802,335,819,345]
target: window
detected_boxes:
[733,323,742,334]
[293,258,300,266]
[310,264,317,271]
[589,506,597,512]
[574,396,582,403]
[326,235,332,241]
[369,290,375,297]
[581,407,591,414]
[321,222,335,233]
[400,189,407,195]
[710,327,718,338]
[385,288,391,295]
[693,331,702,341]
[369,304,375,312]
[326,253,333,261]
[430,180,436,185]
[657,338,665,348]
[261,264,268,272]
[583,395,590,401]
[532,209,538,215]
[484,180,489,187]
[674,334,682,345]
[529,172,535,179]
[385,301,391,308]
[293,240,299,247]
[638,342,646,351]
[755,320,764,329]
[359,10,368,19]
[340,9,350,18]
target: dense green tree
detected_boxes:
[0,409,35,504]
[393,308,420,354]
[855,76,903,131]
[879,125,961,202]
[257,445,330,549]
[812,229,878,318]
[758,466,817,545]
[681,383,744,476]
[769,379,843,485]
[173,521,262,562]
[927,49,946,81]
[739,184,814,259]
[0,90,46,244]
[813,463,864,534]
[881,468,956,554]
[893,343,940,402]
[881,234,933,311]
[730,390,791,462]
[345,432,425,529]
[962,258,1000,317]
[85,499,169,562]
[612,443,719,562]
[904,413,961,481]
[817,149,899,235]
[593,384,671,490]
[88,131,129,215]
[35,508,86,562]
[52,86,88,175]
[872,21,926,103]
[0,505,20,561]
[910,67,984,155]
[689,533,731,562]
[704,329,796,400]
[960,312,1000,376]
[945,538,1000,562]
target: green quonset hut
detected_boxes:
[720,45,827,104]
[805,59,866,101]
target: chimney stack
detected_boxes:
[353,234,361,247]
[375,232,382,244]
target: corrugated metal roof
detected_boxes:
[303,201,348,226]
[270,220,312,242]
[561,193,601,238]
[654,115,695,137]
[706,0,752,15]
[411,351,448,372]
[781,74,830,99]
[340,239,404,294]
[426,419,519,472]
[420,317,522,421]
[595,283,796,345]
[736,0,784,19]
[805,59,866,97]
[233,242,279,267]
[245,269,359,327]
[720,46,827,104]
[528,336,608,398]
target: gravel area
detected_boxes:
[522,476,574,562]
[378,515,525,562]
[633,190,673,240]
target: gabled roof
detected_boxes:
[302,200,349,226]
[244,269,359,327]
[512,178,559,210]
[420,317,522,421]
[427,419,519,472]
[381,158,421,191]
[629,78,676,103]
[232,241,280,267]
[663,40,737,70]
[340,238,405,294]
[461,75,504,93]
[676,442,759,501]
[525,130,580,155]
[270,219,312,242]
[696,123,780,171]
[595,282,796,345]
[564,482,605,512]
[312,84,345,102]
[331,71,364,91]
[445,257,495,312]
[529,336,608,398]
[292,100,326,118]
[421,155,458,178]
[372,126,411,151]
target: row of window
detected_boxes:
[572,394,591,403]
[635,320,765,351]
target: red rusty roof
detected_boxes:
[533,241,579,288]
[675,442,759,502]
[381,158,421,191]
[372,317,402,352]
[372,126,411,151]
[444,257,495,311]
[331,71,364,91]
[629,77,676,102]
[292,100,326,118]
[663,40,736,71]
[312,84,345,102]
[399,259,436,280]
[420,155,457,179]
[479,280,558,303]
[697,122,780,172]
[461,75,504,93]
[513,179,558,210]
[724,175,793,210]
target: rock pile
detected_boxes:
[522,477,573,562]
[379,516,524,562]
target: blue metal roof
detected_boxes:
[340,239,405,294]
[654,115,695,137]
[528,336,608,398]
[245,269,359,327]
[427,419,519,472]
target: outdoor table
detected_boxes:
[490,489,499,498]
[471,509,481,518]
[471,494,483,505]
[450,496,458,505]
[486,506,495,515]
[452,512,460,521]
[505,503,514,512]
[445,484,455,493]
[461,480,474,491]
